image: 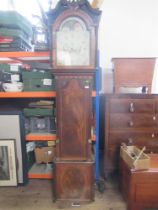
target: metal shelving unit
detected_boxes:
[0,51,97,180]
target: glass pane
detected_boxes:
[0,146,10,180]
[56,17,90,66]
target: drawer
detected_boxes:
[109,132,158,148]
[135,183,158,204]
[110,99,155,113]
[110,114,157,129]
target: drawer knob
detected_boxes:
[129,103,134,112]
[153,116,156,121]
[128,138,133,144]
[129,121,134,127]
[152,133,155,138]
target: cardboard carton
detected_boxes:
[120,145,150,170]
[35,147,54,164]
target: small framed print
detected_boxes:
[0,111,28,185]
[0,139,17,186]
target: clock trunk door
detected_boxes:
[55,75,93,161]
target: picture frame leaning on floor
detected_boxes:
[0,139,17,186]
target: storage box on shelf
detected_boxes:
[35,146,54,164]
[21,70,55,92]
[24,108,56,134]
[0,11,33,51]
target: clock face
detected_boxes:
[56,17,90,66]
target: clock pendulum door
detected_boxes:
[55,75,93,161]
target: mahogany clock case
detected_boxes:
[47,1,101,203]
[53,161,94,202]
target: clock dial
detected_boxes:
[56,17,90,66]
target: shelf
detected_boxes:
[0,51,50,62]
[0,91,95,98]
[28,163,53,179]
[92,91,96,97]
[26,133,56,141]
[92,135,96,141]
[0,91,56,98]
[26,133,94,141]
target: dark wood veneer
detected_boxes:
[113,58,155,93]
[55,75,93,161]
[120,155,158,210]
[54,161,94,202]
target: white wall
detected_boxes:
[99,0,158,92]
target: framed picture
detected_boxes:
[0,139,17,186]
[0,111,28,185]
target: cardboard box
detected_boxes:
[120,145,150,170]
[35,147,54,164]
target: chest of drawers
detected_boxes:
[105,94,158,176]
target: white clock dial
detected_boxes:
[56,17,90,66]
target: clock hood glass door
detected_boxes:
[56,17,90,66]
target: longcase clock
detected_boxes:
[48,0,101,203]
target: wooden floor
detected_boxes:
[0,178,127,210]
